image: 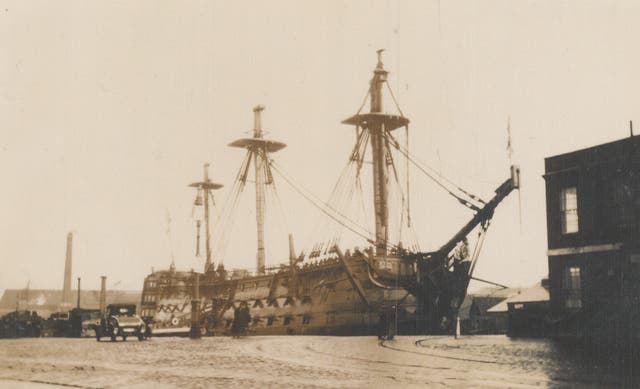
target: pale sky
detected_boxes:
[1,0,639,292]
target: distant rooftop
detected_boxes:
[0,289,141,317]
[487,282,549,313]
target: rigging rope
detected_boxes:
[356,89,371,115]
[269,159,378,247]
[384,81,405,117]
[270,157,405,254]
[468,219,491,277]
[301,128,372,255]
[211,149,252,259]
[384,131,484,210]
[405,125,411,228]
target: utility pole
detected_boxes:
[288,234,298,297]
[190,272,201,339]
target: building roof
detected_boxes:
[471,286,522,299]
[461,287,523,318]
[0,289,141,317]
[545,135,640,175]
[487,283,549,313]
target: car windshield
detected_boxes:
[109,306,134,315]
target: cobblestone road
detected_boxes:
[0,336,636,388]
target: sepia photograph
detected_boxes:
[1,1,639,387]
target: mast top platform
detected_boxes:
[342,49,409,131]
[188,181,223,190]
[229,105,287,152]
[341,113,409,131]
[228,138,287,152]
[188,163,223,190]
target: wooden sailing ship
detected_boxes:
[140,51,520,336]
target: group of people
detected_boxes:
[0,311,43,338]
[301,256,339,270]
[231,301,251,337]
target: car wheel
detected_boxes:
[96,336,100,342]
[138,335,144,341]
[122,335,127,341]
[110,335,116,342]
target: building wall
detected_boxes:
[507,301,549,338]
[545,138,640,250]
[547,251,623,315]
[544,136,640,339]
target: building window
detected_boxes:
[560,187,579,234]
[563,266,582,309]
[610,176,636,230]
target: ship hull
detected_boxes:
[140,250,443,337]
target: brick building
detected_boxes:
[543,135,640,344]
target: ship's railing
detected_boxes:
[216,246,378,280]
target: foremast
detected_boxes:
[190,163,223,273]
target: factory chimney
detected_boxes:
[61,232,73,307]
[76,277,81,309]
[99,276,107,315]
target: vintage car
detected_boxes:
[96,304,150,341]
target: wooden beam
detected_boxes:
[334,246,369,307]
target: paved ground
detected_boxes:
[0,335,636,388]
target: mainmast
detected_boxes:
[253,106,267,275]
[342,50,409,256]
[190,163,223,273]
[229,106,286,275]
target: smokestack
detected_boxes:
[62,232,73,307]
[288,234,296,262]
[76,277,81,309]
[99,276,107,315]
